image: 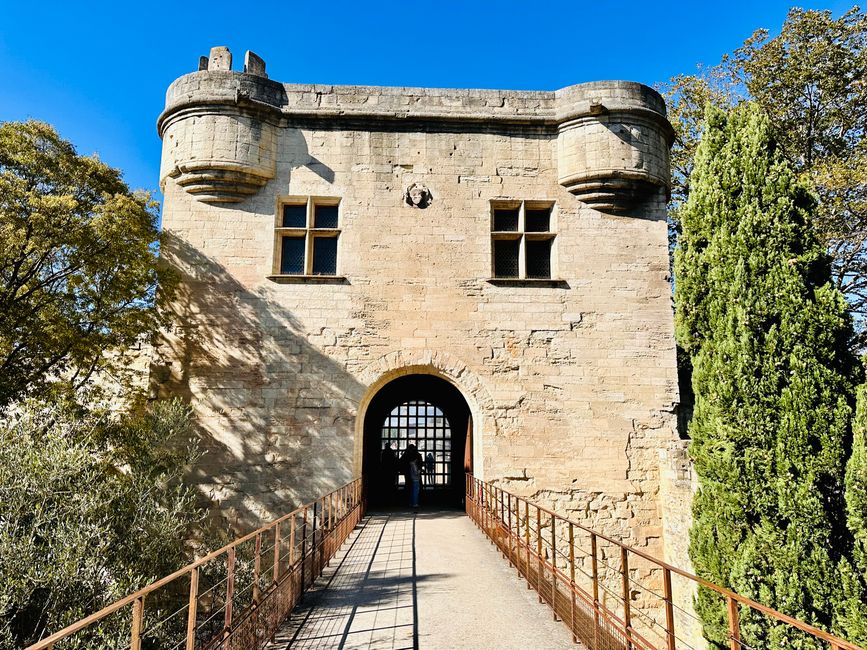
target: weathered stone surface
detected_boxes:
[154,46,694,643]
[244,50,267,78]
[157,52,673,207]
[208,46,231,71]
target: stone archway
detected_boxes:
[354,350,497,484]
[362,374,471,508]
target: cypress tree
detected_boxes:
[675,103,862,648]
[841,384,867,642]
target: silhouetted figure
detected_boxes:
[424,452,435,487]
[380,442,397,502]
[400,444,422,508]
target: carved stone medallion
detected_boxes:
[405,183,433,209]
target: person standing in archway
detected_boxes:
[400,444,422,508]
[424,451,435,488]
[380,442,397,503]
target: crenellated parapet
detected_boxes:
[158,47,673,209]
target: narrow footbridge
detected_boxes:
[30,478,861,650]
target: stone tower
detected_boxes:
[155,48,686,590]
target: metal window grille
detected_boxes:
[524,207,551,232]
[493,239,520,278]
[282,204,307,228]
[526,238,552,278]
[280,236,305,274]
[312,237,338,275]
[491,202,554,279]
[276,198,340,276]
[314,204,339,229]
[493,208,519,232]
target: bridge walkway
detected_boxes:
[267,510,577,650]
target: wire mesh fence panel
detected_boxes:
[28,479,364,650]
[464,476,862,650]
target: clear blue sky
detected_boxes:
[0,0,854,199]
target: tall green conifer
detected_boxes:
[842,385,867,641]
[675,103,863,648]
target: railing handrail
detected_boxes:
[466,475,863,650]
[517,489,859,647]
[28,477,364,650]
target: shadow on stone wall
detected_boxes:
[152,234,366,533]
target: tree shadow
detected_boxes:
[151,234,366,532]
[273,513,449,650]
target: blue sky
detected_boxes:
[0,1,854,199]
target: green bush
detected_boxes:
[0,399,204,649]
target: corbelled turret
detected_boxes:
[158,47,672,211]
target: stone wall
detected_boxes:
[154,48,690,640]
[660,440,705,649]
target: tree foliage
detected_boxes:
[675,102,866,647]
[0,120,174,406]
[0,399,204,649]
[847,384,867,572]
[662,6,867,344]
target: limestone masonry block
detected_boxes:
[208,46,232,71]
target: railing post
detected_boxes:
[484,483,489,537]
[621,546,632,650]
[326,493,333,566]
[485,484,494,544]
[591,532,600,649]
[525,499,531,590]
[489,485,495,539]
[507,492,514,569]
[569,522,577,644]
[313,499,319,577]
[272,522,281,584]
[500,486,505,527]
[223,546,235,648]
[130,596,144,650]
[186,568,199,650]
[253,533,262,606]
[551,516,559,621]
[498,488,506,558]
[337,487,343,539]
[727,596,741,650]
[301,507,309,592]
[536,506,543,603]
[290,515,296,567]
[663,567,676,650]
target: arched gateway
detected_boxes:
[363,374,471,508]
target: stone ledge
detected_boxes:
[267,275,350,284]
[485,278,570,289]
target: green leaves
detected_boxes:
[676,103,864,647]
[0,400,204,649]
[0,120,175,406]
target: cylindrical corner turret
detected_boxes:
[555,82,674,213]
[157,47,283,203]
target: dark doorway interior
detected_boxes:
[363,374,471,508]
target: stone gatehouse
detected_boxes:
[153,48,689,594]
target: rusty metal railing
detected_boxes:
[465,475,862,650]
[28,478,364,650]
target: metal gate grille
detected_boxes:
[381,400,452,487]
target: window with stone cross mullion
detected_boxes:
[491,200,554,279]
[274,197,340,276]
